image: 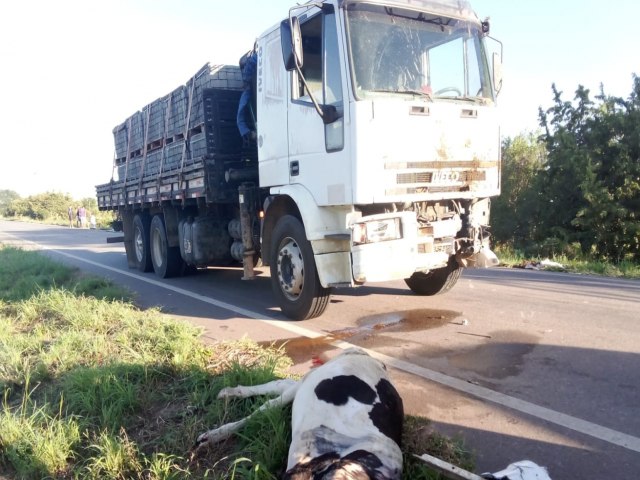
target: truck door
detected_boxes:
[287,6,352,206]
[257,29,290,188]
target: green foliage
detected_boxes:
[0,189,20,215]
[1,191,115,228]
[80,197,99,213]
[494,75,640,263]
[538,77,640,261]
[5,191,73,222]
[491,132,546,245]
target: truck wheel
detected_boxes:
[270,215,331,320]
[405,258,463,296]
[133,214,153,272]
[150,214,183,278]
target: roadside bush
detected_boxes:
[5,192,73,222]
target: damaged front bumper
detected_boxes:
[349,210,498,284]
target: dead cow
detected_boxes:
[195,347,404,479]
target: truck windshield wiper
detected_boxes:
[368,88,433,101]
[436,95,489,105]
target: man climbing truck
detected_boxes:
[97,0,503,320]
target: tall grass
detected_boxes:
[0,287,291,478]
[0,394,81,478]
[0,246,74,302]
[494,244,640,278]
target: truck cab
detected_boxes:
[257,0,502,318]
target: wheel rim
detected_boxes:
[151,227,164,268]
[134,227,144,262]
[277,237,304,301]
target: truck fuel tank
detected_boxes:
[179,217,233,267]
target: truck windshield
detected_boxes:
[345,2,493,103]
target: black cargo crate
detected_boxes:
[203,88,243,155]
[102,63,249,201]
[145,97,168,143]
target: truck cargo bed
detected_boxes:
[97,63,256,210]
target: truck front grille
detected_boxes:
[396,171,486,184]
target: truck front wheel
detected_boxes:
[150,214,182,278]
[405,258,462,296]
[270,215,331,320]
[133,214,153,272]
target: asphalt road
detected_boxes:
[1,220,639,479]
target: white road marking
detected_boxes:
[4,232,640,454]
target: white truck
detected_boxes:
[97,0,502,320]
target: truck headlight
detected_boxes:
[352,218,402,245]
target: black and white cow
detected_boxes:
[196,347,404,479]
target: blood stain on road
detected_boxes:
[262,309,461,364]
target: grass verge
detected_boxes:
[0,244,473,479]
[494,245,640,278]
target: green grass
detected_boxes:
[0,245,473,479]
[494,244,640,278]
[0,245,129,303]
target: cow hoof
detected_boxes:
[196,427,230,446]
[196,432,209,446]
[217,386,241,399]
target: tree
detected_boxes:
[0,190,20,216]
[79,197,98,215]
[538,76,640,261]
[537,84,596,251]
[5,192,74,222]
[571,77,640,261]
[492,133,546,247]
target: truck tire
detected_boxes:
[270,215,331,320]
[133,214,153,272]
[404,258,462,296]
[150,214,182,278]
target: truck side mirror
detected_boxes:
[492,51,503,94]
[485,36,503,95]
[321,104,342,125]
[280,16,303,72]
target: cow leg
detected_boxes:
[195,380,299,452]
[217,379,298,399]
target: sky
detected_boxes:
[0,0,638,200]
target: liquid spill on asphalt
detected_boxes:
[355,309,460,333]
[262,309,461,364]
[263,313,541,380]
[261,336,341,365]
[447,330,540,379]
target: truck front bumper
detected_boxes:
[350,211,453,284]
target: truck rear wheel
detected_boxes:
[133,214,153,272]
[150,214,182,278]
[405,258,462,296]
[270,215,331,320]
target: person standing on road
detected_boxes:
[78,206,87,228]
[68,206,74,228]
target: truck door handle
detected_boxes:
[290,160,299,176]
